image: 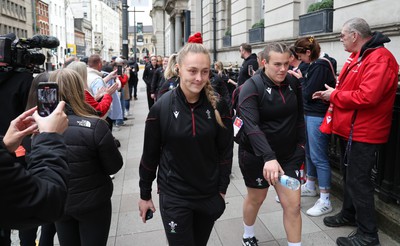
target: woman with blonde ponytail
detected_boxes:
[138,42,233,246]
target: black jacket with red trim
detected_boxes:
[238,72,305,162]
[139,86,233,200]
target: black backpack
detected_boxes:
[231,73,266,143]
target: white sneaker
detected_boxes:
[275,195,280,203]
[306,198,333,216]
[301,184,317,197]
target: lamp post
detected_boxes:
[122,0,129,58]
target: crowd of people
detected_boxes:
[0,17,398,246]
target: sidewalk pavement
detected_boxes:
[11,77,398,246]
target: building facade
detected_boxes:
[36,0,50,35]
[69,0,120,60]
[128,25,154,61]
[0,0,33,38]
[151,0,400,70]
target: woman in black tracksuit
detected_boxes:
[138,43,233,246]
[237,43,305,245]
[49,69,123,246]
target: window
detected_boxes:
[83,12,87,18]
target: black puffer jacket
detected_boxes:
[0,133,68,229]
[63,113,123,215]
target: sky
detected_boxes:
[128,0,152,26]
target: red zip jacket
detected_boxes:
[330,32,399,144]
[118,74,128,88]
[84,90,112,117]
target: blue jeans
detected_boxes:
[304,115,331,190]
[115,88,125,125]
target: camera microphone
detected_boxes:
[20,35,60,49]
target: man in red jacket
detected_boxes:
[313,17,399,246]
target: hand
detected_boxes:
[32,101,68,134]
[3,106,39,152]
[94,87,107,101]
[106,83,118,95]
[150,93,156,99]
[263,159,284,186]
[287,69,303,79]
[138,199,156,223]
[312,84,335,101]
[103,70,118,83]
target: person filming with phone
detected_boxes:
[0,102,69,228]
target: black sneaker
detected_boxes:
[337,230,380,246]
[242,236,258,246]
[323,212,356,227]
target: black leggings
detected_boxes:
[159,193,226,246]
[55,200,112,246]
[19,223,56,246]
[0,229,10,246]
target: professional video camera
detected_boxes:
[0,33,60,72]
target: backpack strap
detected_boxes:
[320,57,337,80]
[249,73,266,105]
[159,90,174,145]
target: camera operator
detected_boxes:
[0,32,60,245]
[0,102,69,228]
[0,32,59,135]
[0,33,35,245]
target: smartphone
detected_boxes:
[248,65,254,76]
[37,82,59,117]
[117,65,123,75]
[145,209,153,221]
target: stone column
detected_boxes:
[175,12,182,52]
[170,18,175,54]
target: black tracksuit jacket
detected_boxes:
[139,87,233,200]
[238,72,305,162]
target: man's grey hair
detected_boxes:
[343,17,372,39]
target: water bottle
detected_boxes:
[278,175,300,190]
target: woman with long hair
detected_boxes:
[156,53,179,99]
[18,72,57,246]
[49,68,123,246]
[289,36,337,217]
[138,43,233,246]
